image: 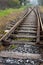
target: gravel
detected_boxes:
[11,45,40,54]
[0,57,40,65]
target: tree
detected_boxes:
[19,0,26,5]
[38,0,43,5]
[8,0,20,8]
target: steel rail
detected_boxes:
[1,7,41,46]
[0,7,35,42]
[34,7,40,44]
[37,7,43,44]
[38,8,43,31]
[3,7,40,45]
[28,7,40,44]
[0,7,43,65]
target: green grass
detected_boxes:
[0,6,27,17]
[14,38,34,41]
[0,30,6,34]
[8,45,17,50]
[0,30,6,39]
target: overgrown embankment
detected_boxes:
[0,6,27,30]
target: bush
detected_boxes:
[8,0,20,8]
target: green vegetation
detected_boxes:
[8,0,20,7]
[0,0,28,9]
[19,0,27,5]
[0,30,6,34]
[14,38,34,41]
[0,30,6,39]
[8,45,17,49]
[27,4,32,7]
[38,0,43,5]
[0,6,27,17]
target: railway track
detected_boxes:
[0,7,43,65]
[39,9,43,44]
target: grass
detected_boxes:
[8,45,17,50]
[0,30,6,39]
[0,6,27,35]
[0,30,6,34]
[0,6,27,17]
[14,38,34,41]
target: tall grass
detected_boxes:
[0,6,27,17]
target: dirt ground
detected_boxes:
[39,6,43,13]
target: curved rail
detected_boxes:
[0,7,43,65]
